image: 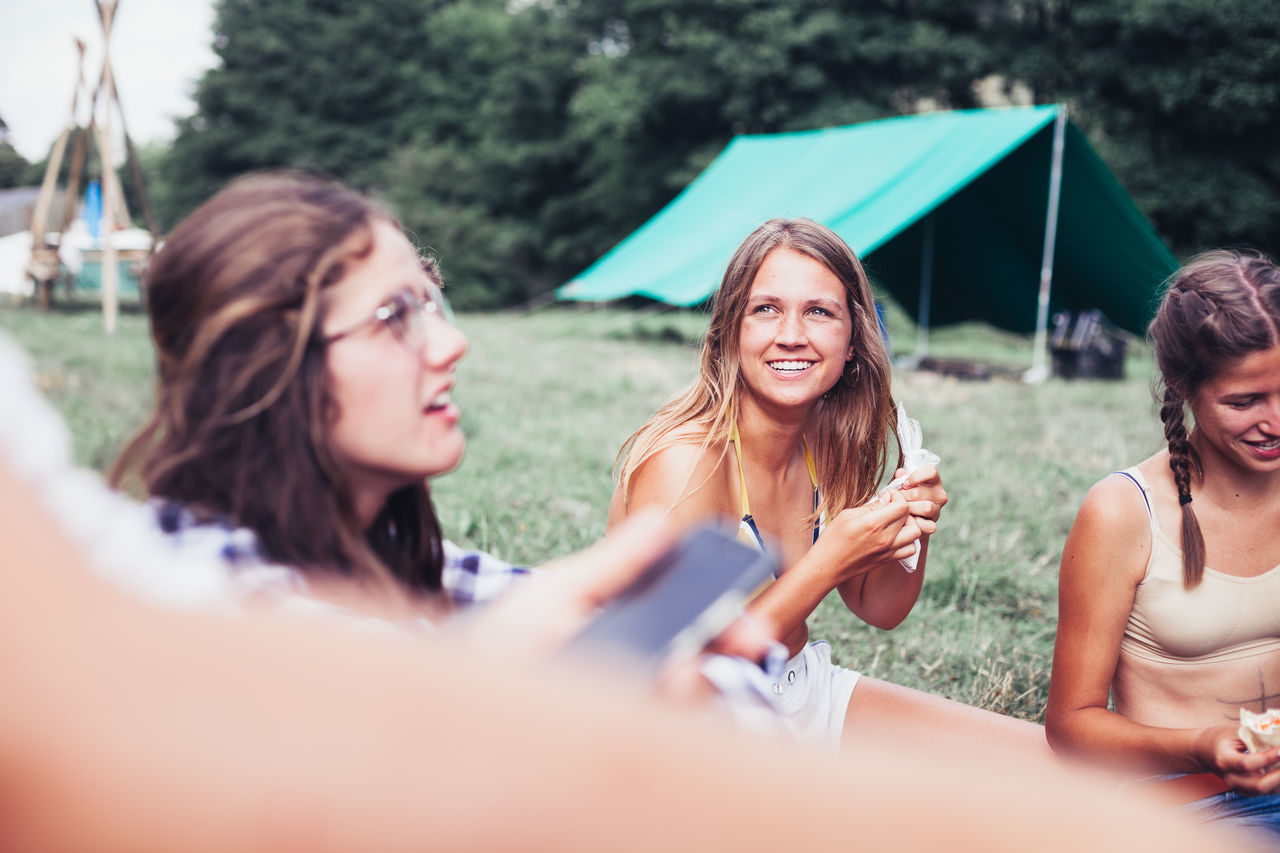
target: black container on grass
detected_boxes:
[1049,309,1126,380]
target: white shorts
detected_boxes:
[770,640,860,750]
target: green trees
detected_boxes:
[156,0,1280,308]
[0,116,40,189]
[0,140,34,190]
[1003,0,1280,257]
[160,0,433,218]
[558,0,1005,266]
[376,0,586,306]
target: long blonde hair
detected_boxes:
[616,218,899,521]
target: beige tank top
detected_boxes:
[1113,468,1280,728]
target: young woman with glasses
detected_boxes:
[111,171,536,613]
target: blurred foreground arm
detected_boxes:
[0,458,1266,853]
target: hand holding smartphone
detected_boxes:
[562,524,775,672]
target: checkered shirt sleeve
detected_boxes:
[150,500,531,610]
[440,541,532,607]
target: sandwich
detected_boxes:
[1238,706,1280,753]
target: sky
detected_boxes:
[1,0,218,162]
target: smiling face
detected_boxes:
[322,218,469,524]
[736,247,854,416]
[1189,344,1280,474]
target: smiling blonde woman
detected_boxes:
[611,217,1049,753]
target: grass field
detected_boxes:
[0,297,1167,722]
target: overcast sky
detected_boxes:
[1,0,218,162]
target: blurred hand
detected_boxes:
[654,613,782,707]
[456,511,777,681]
[460,509,676,659]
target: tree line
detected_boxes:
[10,0,1280,309]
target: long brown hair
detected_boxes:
[1149,249,1280,587]
[111,170,444,594]
[616,218,898,521]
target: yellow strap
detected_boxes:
[729,419,751,518]
[730,419,818,515]
[802,436,818,489]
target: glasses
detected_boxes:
[322,285,448,351]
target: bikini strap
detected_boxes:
[1115,468,1159,536]
[802,436,823,541]
[729,419,751,518]
[733,421,824,541]
[801,436,818,489]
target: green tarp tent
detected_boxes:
[557,105,1176,345]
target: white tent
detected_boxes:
[0,232,34,298]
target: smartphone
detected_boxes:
[563,524,775,671]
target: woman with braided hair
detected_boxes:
[1047,249,1280,839]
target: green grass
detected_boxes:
[0,301,156,471]
[0,298,1166,722]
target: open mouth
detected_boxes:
[1246,437,1280,451]
[768,360,815,374]
[425,390,453,412]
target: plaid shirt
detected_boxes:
[150,499,532,610]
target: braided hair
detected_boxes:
[1148,250,1280,587]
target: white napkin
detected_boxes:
[890,402,940,573]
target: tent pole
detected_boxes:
[1027,108,1067,382]
[914,214,935,359]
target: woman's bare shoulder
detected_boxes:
[1077,464,1155,527]
[633,431,725,492]
[1061,463,1159,587]
[616,429,734,527]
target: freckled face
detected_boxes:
[737,247,854,414]
[322,219,469,518]
[1189,344,1280,473]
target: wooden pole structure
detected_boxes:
[97,0,120,334]
[29,133,67,254]
[57,39,90,242]
[27,0,154,318]
[27,39,88,308]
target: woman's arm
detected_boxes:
[1046,475,1280,790]
[748,492,920,637]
